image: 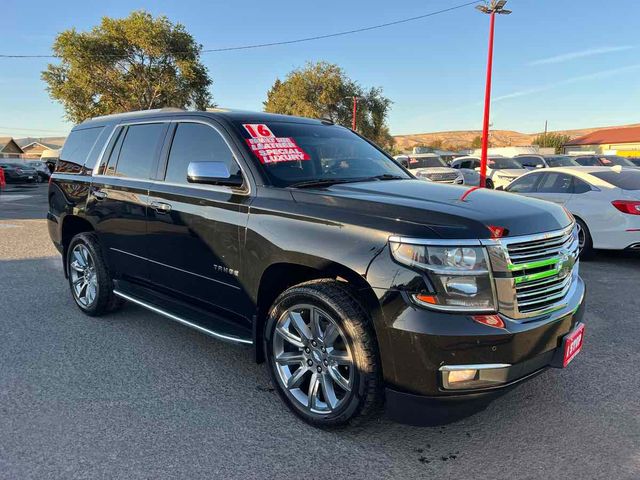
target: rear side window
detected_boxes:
[112,123,166,179]
[537,173,574,193]
[590,170,640,190]
[164,123,241,184]
[58,127,103,167]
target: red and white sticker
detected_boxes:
[243,124,310,164]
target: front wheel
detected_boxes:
[264,280,382,427]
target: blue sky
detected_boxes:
[2,0,639,138]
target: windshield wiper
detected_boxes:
[289,174,406,189]
[362,174,406,181]
[289,178,363,189]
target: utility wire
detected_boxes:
[0,1,480,59]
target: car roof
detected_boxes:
[77,107,326,129]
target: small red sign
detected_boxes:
[563,323,585,367]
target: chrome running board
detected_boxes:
[113,289,253,345]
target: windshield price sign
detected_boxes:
[243,123,310,164]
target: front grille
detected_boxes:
[489,225,579,319]
[425,172,459,182]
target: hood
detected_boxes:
[291,179,571,239]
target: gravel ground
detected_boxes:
[0,185,638,479]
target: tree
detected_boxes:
[42,11,212,123]
[264,61,394,149]
[471,135,482,149]
[532,132,571,154]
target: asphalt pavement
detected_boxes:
[1,184,639,479]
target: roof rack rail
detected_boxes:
[82,107,186,123]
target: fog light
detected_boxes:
[440,363,511,390]
[448,369,478,384]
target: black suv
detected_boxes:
[48,109,586,427]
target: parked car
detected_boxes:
[48,109,585,427]
[572,154,638,168]
[449,157,482,185]
[26,160,51,183]
[0,162,38,183]
[403,153,464,184]
[41,148,61,174]
[450,155,528,189]
[627,157,640,167]
[514,154,581,169]
[505,166,640,257]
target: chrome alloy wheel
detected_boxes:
[69,244,98,307]
[273,304,354,414]
[576,222,585,252]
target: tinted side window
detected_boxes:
[58,127,103,167]
[573,178,591,194]
[537,173,574,193]
[164,123,241,184]
[507,173,539,193]
[113,123,166,179]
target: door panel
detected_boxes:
[145,121,252,323]
[87,178,150,281]
[146,184,251,319]
[86,122,168,282]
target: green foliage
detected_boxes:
[42,11,212,123]
[264,61,394,149]
[532,132,571,154]
[471,135,482,149]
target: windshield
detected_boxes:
[591,170,640,190]
[408,156,447,169]
[488,158,523,169]
[518,157,544,168]
[234,121,410,187]
[545,156,580,167]
[598,155,636,167]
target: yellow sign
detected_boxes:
[617,150,640,157]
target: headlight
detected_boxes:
[389,240,497,312]
[497,174,512,180]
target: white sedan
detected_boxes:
[505,166,640,257]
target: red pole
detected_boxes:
[479,11,496,188]
[352,96,357,131]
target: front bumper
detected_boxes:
[372,275,586,403]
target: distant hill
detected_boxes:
[393,123,640,151]
[15,137,66,149]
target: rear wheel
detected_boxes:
[264,280,382,427]
[576,218,593,259]
[485,179,494,189]
[67,233,122,316]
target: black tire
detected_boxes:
[576,218,594,259]
[66,232,123,316]
[264,279,382,427]
[485,178,494,189]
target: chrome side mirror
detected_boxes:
[187,161,243,187]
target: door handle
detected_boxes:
[150,201,172,214]
[92,189,107,200]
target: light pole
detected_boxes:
[476,0,511,187]
[350,96,364,131]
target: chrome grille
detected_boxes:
[488,224,579,319]
[425,172,459,182]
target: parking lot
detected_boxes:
[1,184,638,479]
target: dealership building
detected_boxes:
[564,126,640,157]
